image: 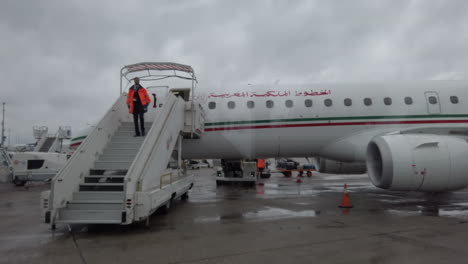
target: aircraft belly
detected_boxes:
[182,126,355,159]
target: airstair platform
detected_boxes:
[42,62,203,228]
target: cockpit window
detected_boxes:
[208,102,216,110]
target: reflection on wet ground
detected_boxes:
[194,207,317,224]
[190,170,468,221]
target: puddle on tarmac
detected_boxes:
[386,204,468,219]
[194,206,317,223]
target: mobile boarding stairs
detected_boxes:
[42,62,205,228]
[33,126,72,153]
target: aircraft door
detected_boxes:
[145,86,169,122]
[424,91,441,114]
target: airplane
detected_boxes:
[178,81,468,192]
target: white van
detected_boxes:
[10,152,68,186]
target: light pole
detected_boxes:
[1,102,5,148]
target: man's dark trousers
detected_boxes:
[133,105,145,136]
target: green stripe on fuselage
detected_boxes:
[205,114,468,127]
[70,135,87,142]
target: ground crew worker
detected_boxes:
[257,158,265,177]
[126,77,151,137]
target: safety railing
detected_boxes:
[50,95,128,221]
[159,172,173,189]
[124,93,181,193]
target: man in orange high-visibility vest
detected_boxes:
[257,158,265,177]
[126,77,151,136]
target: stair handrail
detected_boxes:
[49,95,128,221]
[33,133,49,152]
[124,93,179,193]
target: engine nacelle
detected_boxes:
[367,134,468,192]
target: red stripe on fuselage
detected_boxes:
[204,119,468,132]
[70,142,81,147]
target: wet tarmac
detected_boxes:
[2,169,468,263]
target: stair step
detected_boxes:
[107,142,142,149]
[117,127,149,132]
[67,201,124,210]
[111,137,145,143]
[121,122,152,128]
[102,148,139,156]
[94,161,132,170]
[57,209,123,223]
[98,154,135,161]
[89,169,128,176]
[85,175,125,183]
[114,131,140,137]
[80,183,124,192]
[73,191,124,201]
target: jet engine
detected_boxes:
[366,134,468,192]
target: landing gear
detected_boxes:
[306,171,312,177]
[13,177,27,187]
[181,192,189,201]
[162,200,171,214]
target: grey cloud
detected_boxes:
[1,0,468,144]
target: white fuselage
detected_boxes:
[181,81,468,161]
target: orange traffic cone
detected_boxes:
[339,184,353,208]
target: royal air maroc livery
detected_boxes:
[44,62,468,227]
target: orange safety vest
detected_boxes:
[126,87,151,113]
[257,159,265,169]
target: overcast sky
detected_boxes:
[1,0,468,144]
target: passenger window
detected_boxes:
[428,96,438,104]
[285,100,293,108]
[364,98,372,106]
[344,98,352,106]
[450,96,459,104]
[247,101,255,109]
[27,160,45,170]
[404,97,413,105]
[324,99,332,107]
[208,102,216,110]
[304,99,312,107]
[266,100,274,108]
[384,97,392,106]
[227,101,236,109]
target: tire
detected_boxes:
[181,192,189,201]
[306,171,312,177]
[13,178,26,187]
[160,200,171,214]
